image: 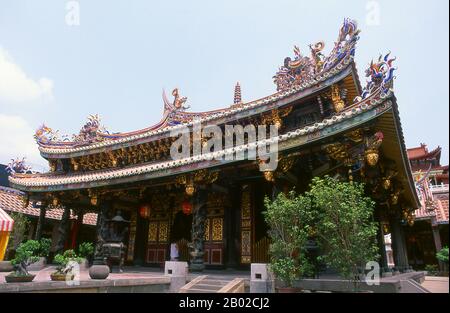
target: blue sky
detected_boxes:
[0,0,448,170]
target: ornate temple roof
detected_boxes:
[9,18,420,211]
[9,89,398,191]
[34,19,361,158]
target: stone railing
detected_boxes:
[430,184,449,193]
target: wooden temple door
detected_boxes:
[202,192,226,267]
[146,220,169,265]
[204,216,224,266]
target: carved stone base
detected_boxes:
[189,262,205,272]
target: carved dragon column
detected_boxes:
[189,188,208,272]
[54,206,71,254]
[35,203,47,241]
[93,202,109,265]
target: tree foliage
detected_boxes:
[6,212,30,254]
[263,191,314,287]
[436,246,449,263]
[307,176,379,281]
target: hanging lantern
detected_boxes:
[263,171,275,182]
[90,195,98,206]
[139,204,151,219]
[182,200,193,215]
[185,182,195,196]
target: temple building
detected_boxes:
[8,19,420,272]
[405,144,449,269]
[0,163,96,258]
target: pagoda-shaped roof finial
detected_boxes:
[234,82,242,105]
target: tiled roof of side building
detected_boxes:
[407,144,442,161]
[0,186,97,225]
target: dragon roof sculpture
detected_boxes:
[273,18,360,91]
[6,157,32,174]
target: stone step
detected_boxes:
[200,279,232,285]
[184,288,214,293]
[191,284,222,290]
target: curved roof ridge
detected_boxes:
[34,18,361,155]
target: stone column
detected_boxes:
[35,204,47,240]
[54,206,71,254]
[390,217,409,272]
[189,188,208,272]
[431,220,443,270]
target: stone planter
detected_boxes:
[50,273,75,281]
[89,265,110,280]
[27,257,46,271]
[0,261,14,272]
[5,274,36,283]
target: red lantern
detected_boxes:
[139,204,151,219]
[182,200,192,215]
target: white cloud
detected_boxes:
[0,48,54,103]
[0,114,48,171]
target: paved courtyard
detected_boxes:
[421,276,449,293]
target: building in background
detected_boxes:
[405,144,449,269]
[0,165,96,259]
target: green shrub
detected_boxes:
[425,264,439,276]
[53,249,83,274]
[78,242,94,259]
[38,238,52,257]
[436,247,449,263]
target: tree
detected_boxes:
[307,176,379,286]
[6,212,30,258]
[263,191,314,288]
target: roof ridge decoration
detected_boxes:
[34,114,112,147]
[273,18,360,91]
[33,18,362,154]
[6,157,32,174]
[355,52,396,102]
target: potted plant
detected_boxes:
[5,240,40,283]
[50,249,83,281]
[263,191,314,293]
[28,238,51,271]
[78,242,94,268]
[307,176,379,292]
